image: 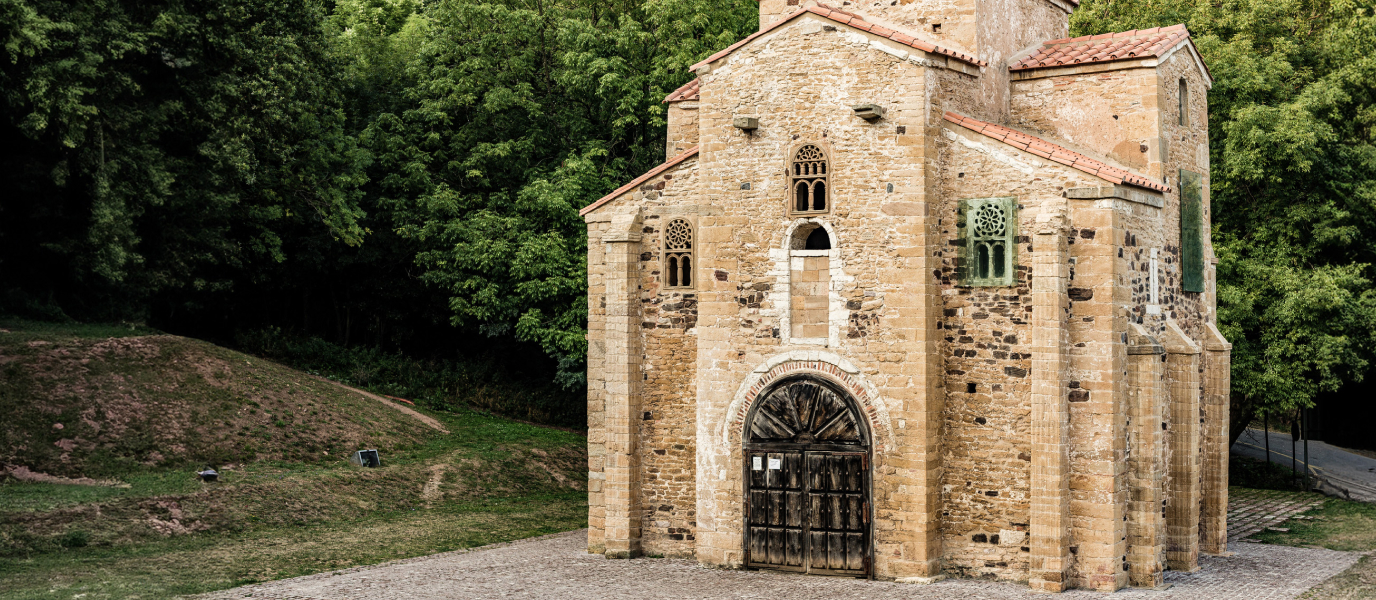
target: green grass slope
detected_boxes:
[0,321,588,599]
[0,321,433,476]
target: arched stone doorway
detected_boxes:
[742,375,871,577]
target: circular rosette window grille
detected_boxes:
[665,219,692,250]
[974,202,1007,238]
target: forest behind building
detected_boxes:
[2,0,1374,433]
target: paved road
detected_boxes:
[1232,428,1376,502]
[196,530,1358,600]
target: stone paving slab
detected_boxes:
[195,529,1359,600]
[1227,488,1326,542]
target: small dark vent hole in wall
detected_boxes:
[805,227,832,250]
[967,383,977,393]
[933,23,941,33]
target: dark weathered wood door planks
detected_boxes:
[743,377,870,577]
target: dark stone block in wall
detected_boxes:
[1068,288,1094,301]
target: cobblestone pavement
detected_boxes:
[1228,488,1326,542]
[196,529,1358,600]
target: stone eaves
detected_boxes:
[579,146,699,217]
[689,4,986,73]
[664,78,700,103]
[943,112,1171,193]
[1011,24,1212,84]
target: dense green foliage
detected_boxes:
[3,0,1376,426]
[1072,0,1376,431]
[0,0,756,415]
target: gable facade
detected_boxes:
[581,1,1228,592]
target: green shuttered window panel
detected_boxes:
[957,197,1017,287]
[1180,170,1205,293]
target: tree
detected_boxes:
[365,0,755,386]
[1072,0,1376,441]
[0,0,368,320]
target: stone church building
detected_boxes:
[579,0,1232,591]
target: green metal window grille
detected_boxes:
[1180,169,1204,293]
[957,197,1018,287]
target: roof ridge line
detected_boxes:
[942,112,1171,193]
[688,5,986,73]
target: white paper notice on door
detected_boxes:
[768,457,781,470]
[752,456,762,470]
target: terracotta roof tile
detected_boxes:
[689,4,986,72]
[579,147,700,216]
[1010,24,1209,81]
[942,112,1170,193]
[664,78,700,103]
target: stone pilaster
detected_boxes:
[1028,203,1071,592]
[1066,203,1129,592]
[1200,322,1232,555]
[585,214,610,554]
[603,211,644,559]
[1126,324,1166,587]
[1161,319,1201,571]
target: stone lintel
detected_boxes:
[1064,185,1164,208]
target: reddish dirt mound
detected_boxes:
[0,333,436,478]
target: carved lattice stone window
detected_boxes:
[663,218,694,289]
[957,197,1017,287]
[1180,170,1204,292]
[790,145,829,215]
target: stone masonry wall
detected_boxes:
[637,209,702,558]
[1011,65,1165,176]
[790,255,830,339]
[667,102,700,160]
[936,123,1109,583]
[690,16,956,579]
[585,156,702,558]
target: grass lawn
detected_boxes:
[0,321,589,600]
[0,405,589,600]
[0,494,584,600]
[1232,456,1376,599]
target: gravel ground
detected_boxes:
[193,529,1359,600]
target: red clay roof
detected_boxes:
[579,146,700,217]
[943,112,1170,193]
[664,78,701,103]
[689,4,986,72]
[1011,25,1207,80]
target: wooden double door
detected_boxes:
[745,450,869,576]
[742,376,870,577]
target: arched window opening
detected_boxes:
[663,218,694,290]
[805,227,831,250]
[789,145,829,216]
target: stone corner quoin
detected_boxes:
[580,0,1226,592]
